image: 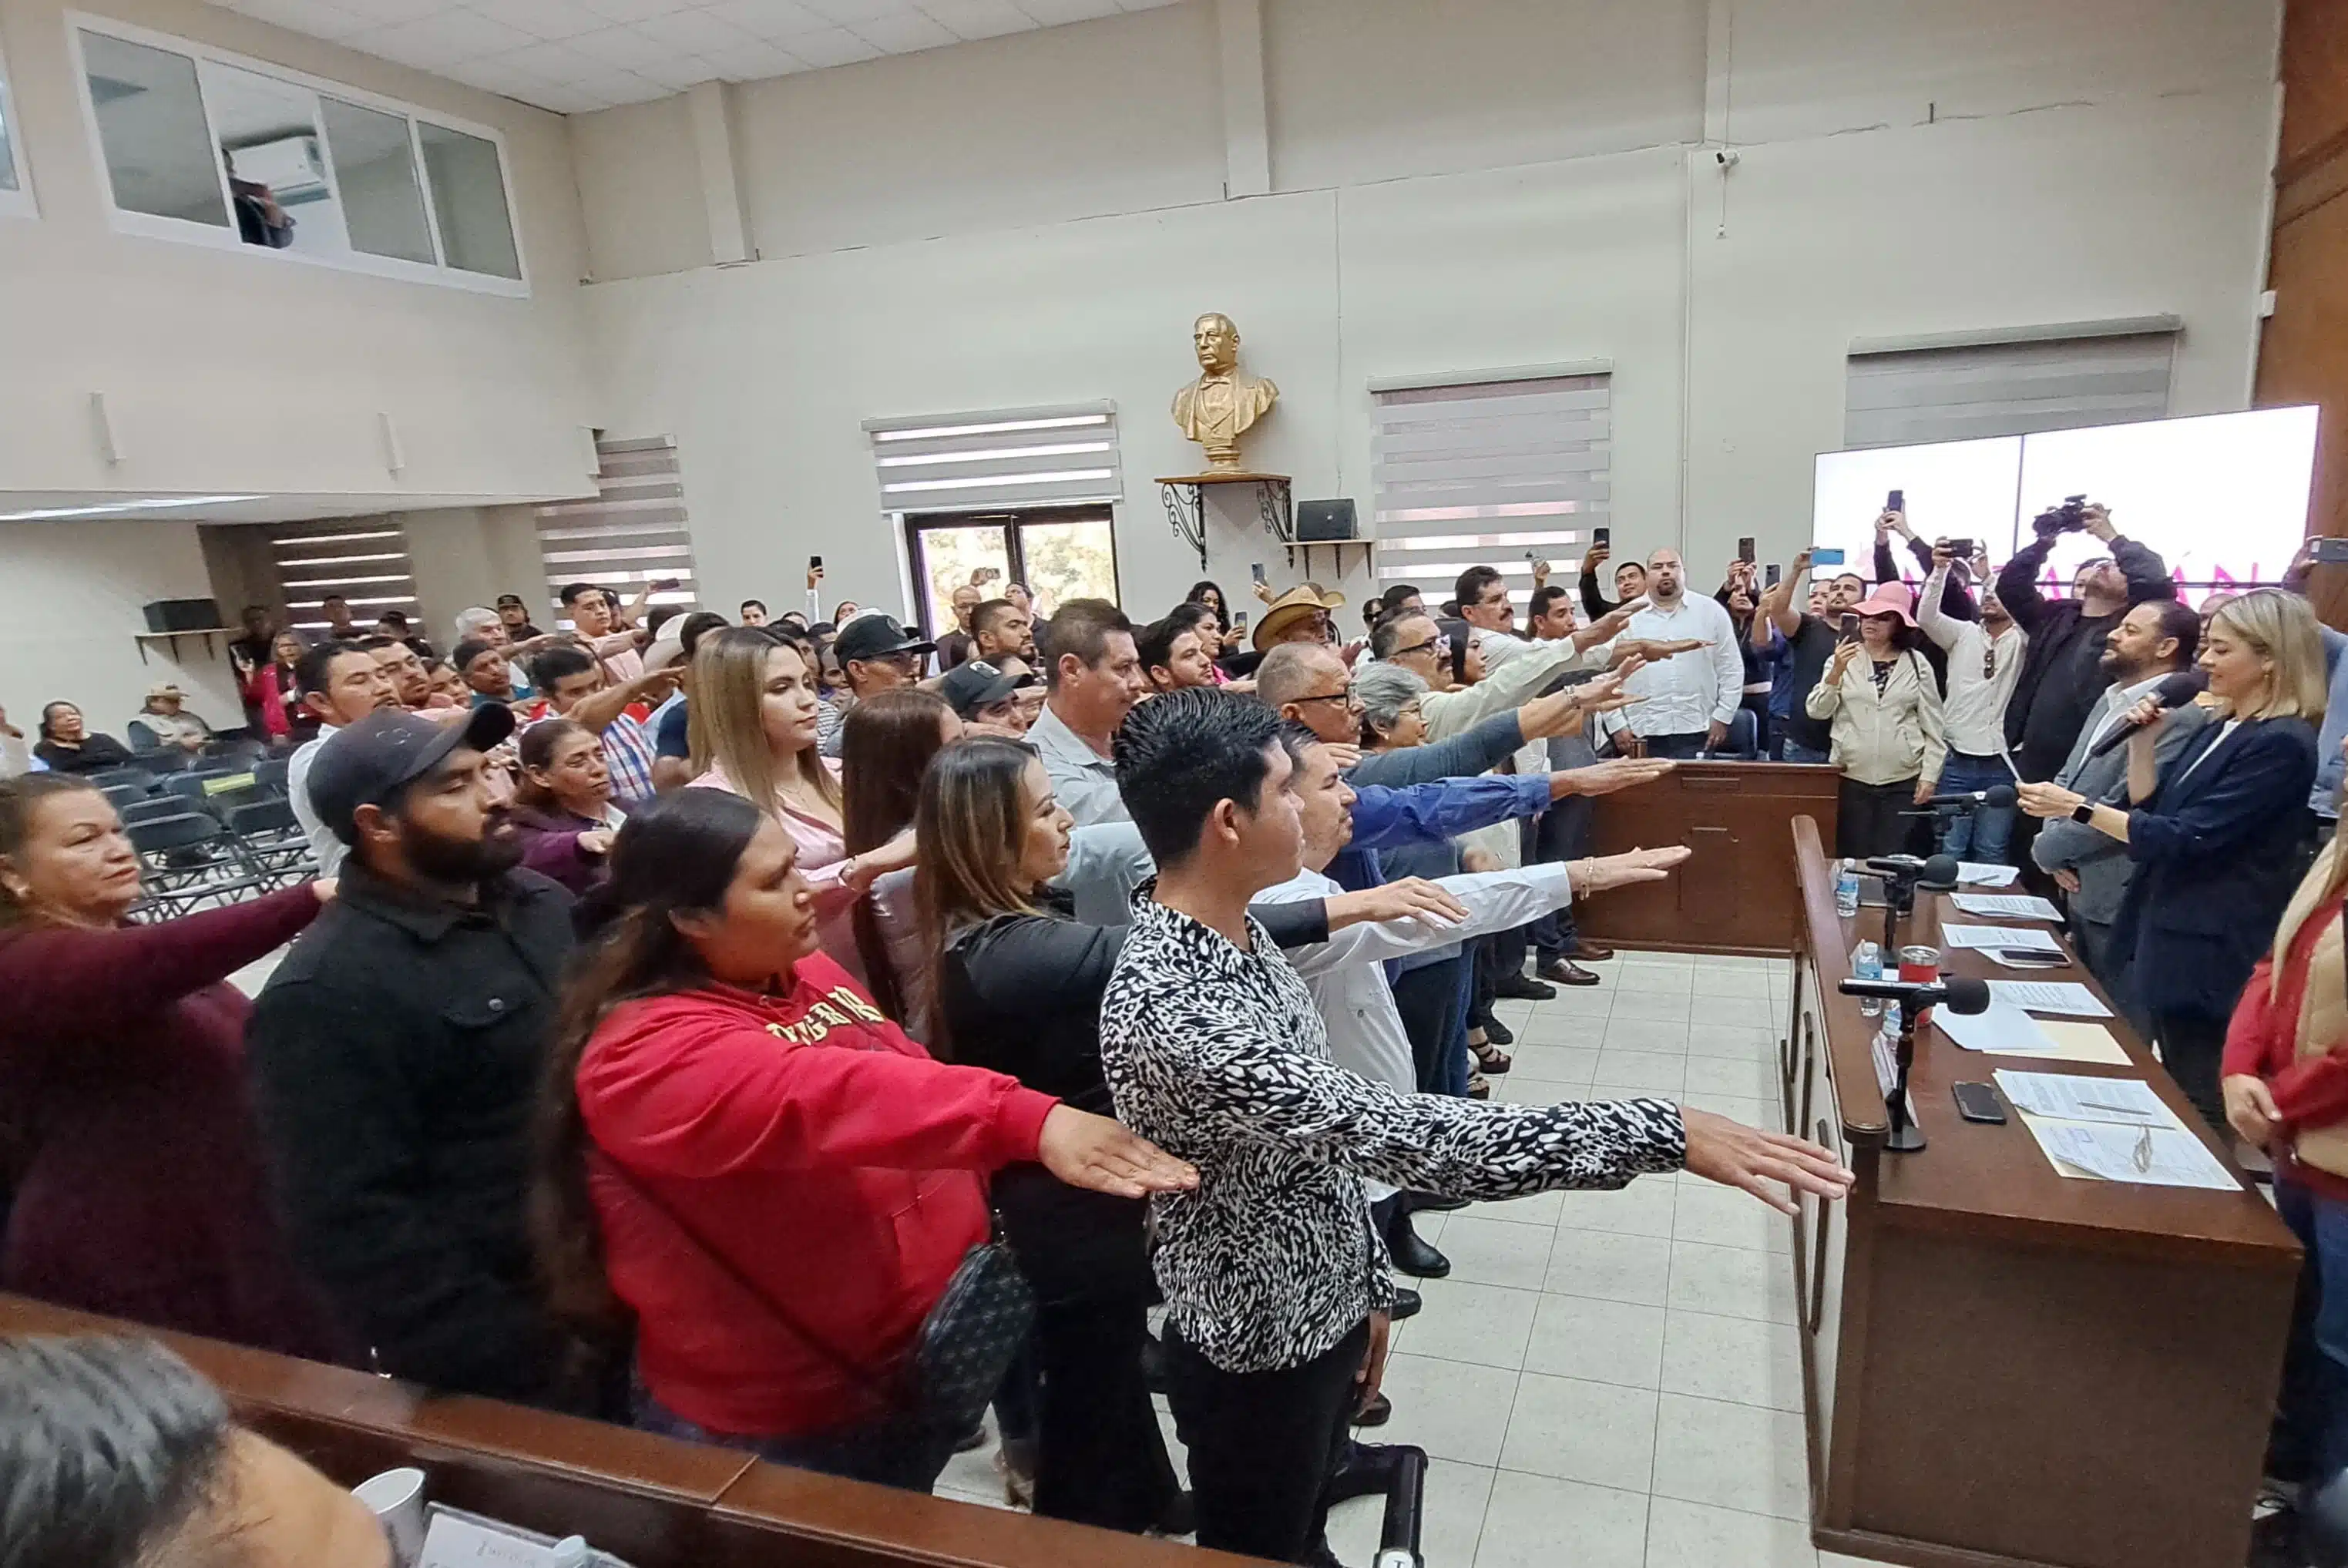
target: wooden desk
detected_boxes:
[1782,817,2300,1568]
[0,1294,1271,1568]
[1578,761,1839,954]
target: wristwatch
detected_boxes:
[2071,801,2097,824]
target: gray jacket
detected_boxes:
[2031,676,2210,925]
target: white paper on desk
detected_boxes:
[1934,994,2059,1055]
[2028,1118,2238,1190]
[1991,1070,2174,1127]
[1988,980,2113,1018]
[1949,892,2064,922]
[1941,922,2064,954]
[1956,861,2021,887]
[419,1513,613,1568]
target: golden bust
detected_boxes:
[1172,312,1278,472]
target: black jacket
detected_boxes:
[1997,533,2174,781]
[246,863,579,1404]
[937,891,1327,1304]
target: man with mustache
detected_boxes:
[248,706,591,1411]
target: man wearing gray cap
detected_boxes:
[247,704,591,1410]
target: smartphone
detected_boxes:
[1839,612,1860,642]
[1811,547,1846,566]
[1738,536,1755,566]
[1886,489,1905,514]
[1999,949,2069,969]
[1952,1081,2007,1124]
[1944,538,1975,562]
[1230,613,1249,633]
[1765,562,1782,588]
[1250,562,1268,586]
[1594,526,1611,549]
[809,555,823,570]
[2315,538,2348,565]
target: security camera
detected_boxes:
[1714,147,1741,168]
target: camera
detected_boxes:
[2031,494,2092,538]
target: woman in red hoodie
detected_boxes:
[536,787,1194,1492]
[2224,828,2348,1563]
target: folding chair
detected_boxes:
[101,784,150,814]
[228,797,313,888]
[253,756,291,797]
[119,796,189,828]
[125,812,268,917]
[89,766,157,795]
[163,770,265,821]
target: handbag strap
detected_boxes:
[588,1149,889,1403]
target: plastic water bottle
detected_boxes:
[1835,858,1861,918]
[1884,999,1903,1036]
[1854,940,1883,1016]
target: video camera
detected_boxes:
[2031,494,2094,539]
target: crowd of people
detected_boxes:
[8,509,2348,1566]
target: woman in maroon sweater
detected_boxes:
[0,774,338,1358]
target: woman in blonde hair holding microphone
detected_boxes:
[2020,587,2324,1129]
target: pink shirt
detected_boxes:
[687,757,865,983]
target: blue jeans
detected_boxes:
[1778,738,1830,765]
[1936,750,2017,864]
[2273,1180,2348,1560]
[633,1379,960,1493]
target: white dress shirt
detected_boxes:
[285,725,347,877]
[1603,593,1742,739]
[1028,701,1128,825]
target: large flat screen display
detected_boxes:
[1811,405,2318,603]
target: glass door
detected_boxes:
[908,518,1013,640]
[1014,514,1119,616]
[903,508,1120,638]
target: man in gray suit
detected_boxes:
[2032,598,2208,1028]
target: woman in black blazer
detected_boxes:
[2020,589,2325,1130]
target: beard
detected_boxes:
[401,808,523,885]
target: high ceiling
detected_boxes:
[203,0,1182,114]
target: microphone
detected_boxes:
[1838,974,1992,1015]
[2085,670,2207,759]
[1916,783,2018,811]
[1866,853,1962,891]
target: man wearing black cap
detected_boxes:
[820,613,935,757]
[939,657,1039,735]
[247,705,590,1410]
[495,593,546,642]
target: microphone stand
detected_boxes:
[1884,1003,1926,1153]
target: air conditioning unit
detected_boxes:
[227,136,328,202]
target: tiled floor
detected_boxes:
[937,950,1902,1567]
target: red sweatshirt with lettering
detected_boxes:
[576,952,1057,1437]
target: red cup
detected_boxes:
[1898,945,1940,985]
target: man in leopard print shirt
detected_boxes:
[1099,689,1852,1564]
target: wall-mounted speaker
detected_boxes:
[1296,498,1359,542]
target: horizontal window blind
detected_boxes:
[533,435,698,626]
[864,404,1121,515]
[1844,332,2175,449]
[275,518,417,631]
[1370,373,1609,588]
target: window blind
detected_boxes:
[275,517,417,631]
[1369,372,1610,590]
[1843,331,2176,449]
[533,435,698,625]
[863,403,1122,515]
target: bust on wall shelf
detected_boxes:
[1171,312,1278,472]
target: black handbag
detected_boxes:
[593,1152,1032,1439]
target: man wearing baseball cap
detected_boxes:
[939,657,1038,734]
[247,705,590,1410]
[820,613,935,757]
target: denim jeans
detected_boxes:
[1643,732,1711,760]
[1935,750,2017,863]
[2272,1180,2348,1563]
[633,1380,960,1493]
[1778,738,1831,765]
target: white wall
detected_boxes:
[0,0,600,504]
[571,0,2282,624]
[0,518,244,737]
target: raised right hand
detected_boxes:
[1327,877,1470,929]
[1682,1109,1854,1215]
[1553,758,1677,799]
[1036,1105,1198,1199]
[1585,542,1611,571]
[1574,844,1691,893]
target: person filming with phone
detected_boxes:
[1805,581,1946,857]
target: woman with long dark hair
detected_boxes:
[535,788,1194,1493]
[509,718,628,896]
[841,688,960,1030]
[32,703,135,776]
[1184,581,1227,621]
[0,774,337,1357]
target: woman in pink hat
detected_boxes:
[1804,579,1947,858]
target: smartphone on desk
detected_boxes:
[1952,1082,2007,1124]
[1999,949,2069,969]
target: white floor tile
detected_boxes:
[1510,1043,1601,1083]
[1683,1055,1779,1100]
[1545,1228,1673,1306]
[1154,1408,1192,1488]
[1611,989,1695,1022]
[1650,1392,1810,1519]
[1476,1470,1651,1568]
[1402,1279,1541,1369]
[1591,1049,1688,1095]
[1666,1240,1799,1324]
[1602,1016,1694,1053]
[1671,1183,1789,1252]
[1523,990,1614,1027]
[1644,1495,1818,1566]
[1682,1090,1783,1131]
[1499,1371,1658,1491]
[1617,949,1696,970]
[1685,1022,1777,1059]
[1435,1214,1562,1291]
[1659,1309,1806,1412]
[1325,1458,1493,1568]
[1689,969,1773,999]
[1523,1294,1666,1388]
[1473,1187,1564,1226]
[1691,994,1782,1029]
[1494,1072,1583,1106]
[1554,1179,1677,1240]
[1375,1352,1520,1467]
[1614,962,1695,993]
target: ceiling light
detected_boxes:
[0,494,267,522]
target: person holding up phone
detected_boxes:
[1805,582,1946,858]
[1752,548,1870,763]
[1917,541,2026,862]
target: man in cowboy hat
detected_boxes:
[133,683,215,754]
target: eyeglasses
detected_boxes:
[1389,637,1439,658]
[1292,690,1361,710]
